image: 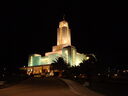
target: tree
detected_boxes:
[79,55,97,86]
[51,57,69,70]
[51,57,69,77]
[68,66,81,77]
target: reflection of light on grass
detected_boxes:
[98,73,101,76]
[114,74,118,77]
[123,70,126,73]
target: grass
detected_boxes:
[73,77,128,96]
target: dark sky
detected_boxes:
[1,1,128,71]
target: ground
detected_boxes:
[88,79,128,96]
[0,77,79,96]
[0,77,104,96]
[73,77,128,96]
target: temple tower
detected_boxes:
[51,20,71,53]
[57,20,71,46]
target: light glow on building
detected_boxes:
[28,19,95,67]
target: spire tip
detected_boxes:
[63,14,65,20]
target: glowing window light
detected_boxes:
[34,54,41,56]
[86,56,89,60]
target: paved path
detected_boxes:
[61,79,104,96]
[0,77,78,96]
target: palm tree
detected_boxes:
[51,57,69,77]
[51,57,69,70]
[80,55,97,86]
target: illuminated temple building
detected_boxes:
[26,19,90,75]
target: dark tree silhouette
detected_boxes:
[68,66,80,77]
[79,55,97,86]
[51,57,70,77]
[80,54,97,74]
[51,57,69,70]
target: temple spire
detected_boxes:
[63,14,65,20]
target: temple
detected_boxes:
[26,19,91,75]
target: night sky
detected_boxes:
[1,1,128,72]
